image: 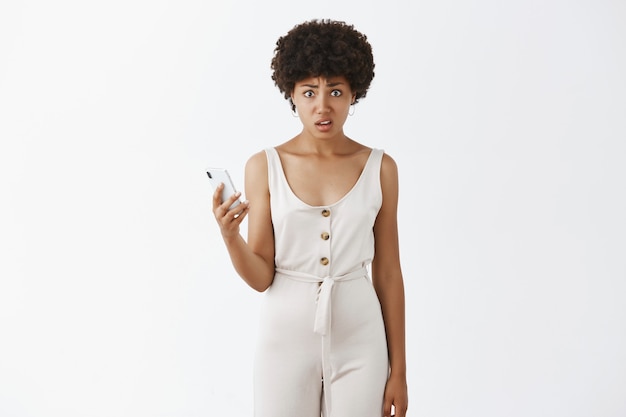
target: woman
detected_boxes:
[212,19,408,417]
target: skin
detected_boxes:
[212,75,408,417]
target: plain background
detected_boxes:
[1,1,625,416]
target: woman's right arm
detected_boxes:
[212,151,275,292]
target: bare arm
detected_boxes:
[372,153,408,417]
[212,151,275,292]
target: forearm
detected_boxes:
[223,233,274,292]
[375,276,407,376]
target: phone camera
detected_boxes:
[207,172,212,179]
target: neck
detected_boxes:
[294,132,352,154]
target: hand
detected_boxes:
[383,374,408,417]
[212,183,249,239]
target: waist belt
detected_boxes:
[274,267,368,336]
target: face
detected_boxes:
[291,76,356,139]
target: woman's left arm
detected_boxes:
[372,153,409,417]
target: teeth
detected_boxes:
[320,121,330,125]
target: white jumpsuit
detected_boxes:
[254,147,389,417]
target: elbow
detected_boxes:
[251,282,271,292]
[248,273,274,292]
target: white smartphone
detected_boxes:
[206,167,242,211]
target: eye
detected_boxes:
[304,90,314,98]
[330,89,342,97]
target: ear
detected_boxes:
[351,93,356,104]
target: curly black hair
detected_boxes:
[271,19,375,111]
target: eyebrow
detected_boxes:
[299,81,346,89]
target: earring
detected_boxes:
[349,103,355,116]
[289,98,298,117]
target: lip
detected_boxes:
[315,119,333,132]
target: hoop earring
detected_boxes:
[349,104,355,116]
[289,98,298,117]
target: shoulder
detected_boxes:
[244,150,270,192]
[380,151,399,179]
[245,150,269,173]
[245,150,268,188]
[378,151,399,205]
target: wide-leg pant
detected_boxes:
[254,272,389,417]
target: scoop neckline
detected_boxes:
[270,147,376,209]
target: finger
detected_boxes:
[230,201,250,222]
[395,401,408,417]
[383,396,393,417]
[221,191,242,211]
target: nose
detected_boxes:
[316,95,330,114]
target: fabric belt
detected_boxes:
[274,267,368,335]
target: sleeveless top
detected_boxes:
[265,147,384,280]
[262,147,387,415]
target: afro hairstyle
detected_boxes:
[271,19,375,111]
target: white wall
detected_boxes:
[1,1,625,416]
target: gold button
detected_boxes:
[321,209,330,217]
[321,232,330,240]
[320,257,329,266]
